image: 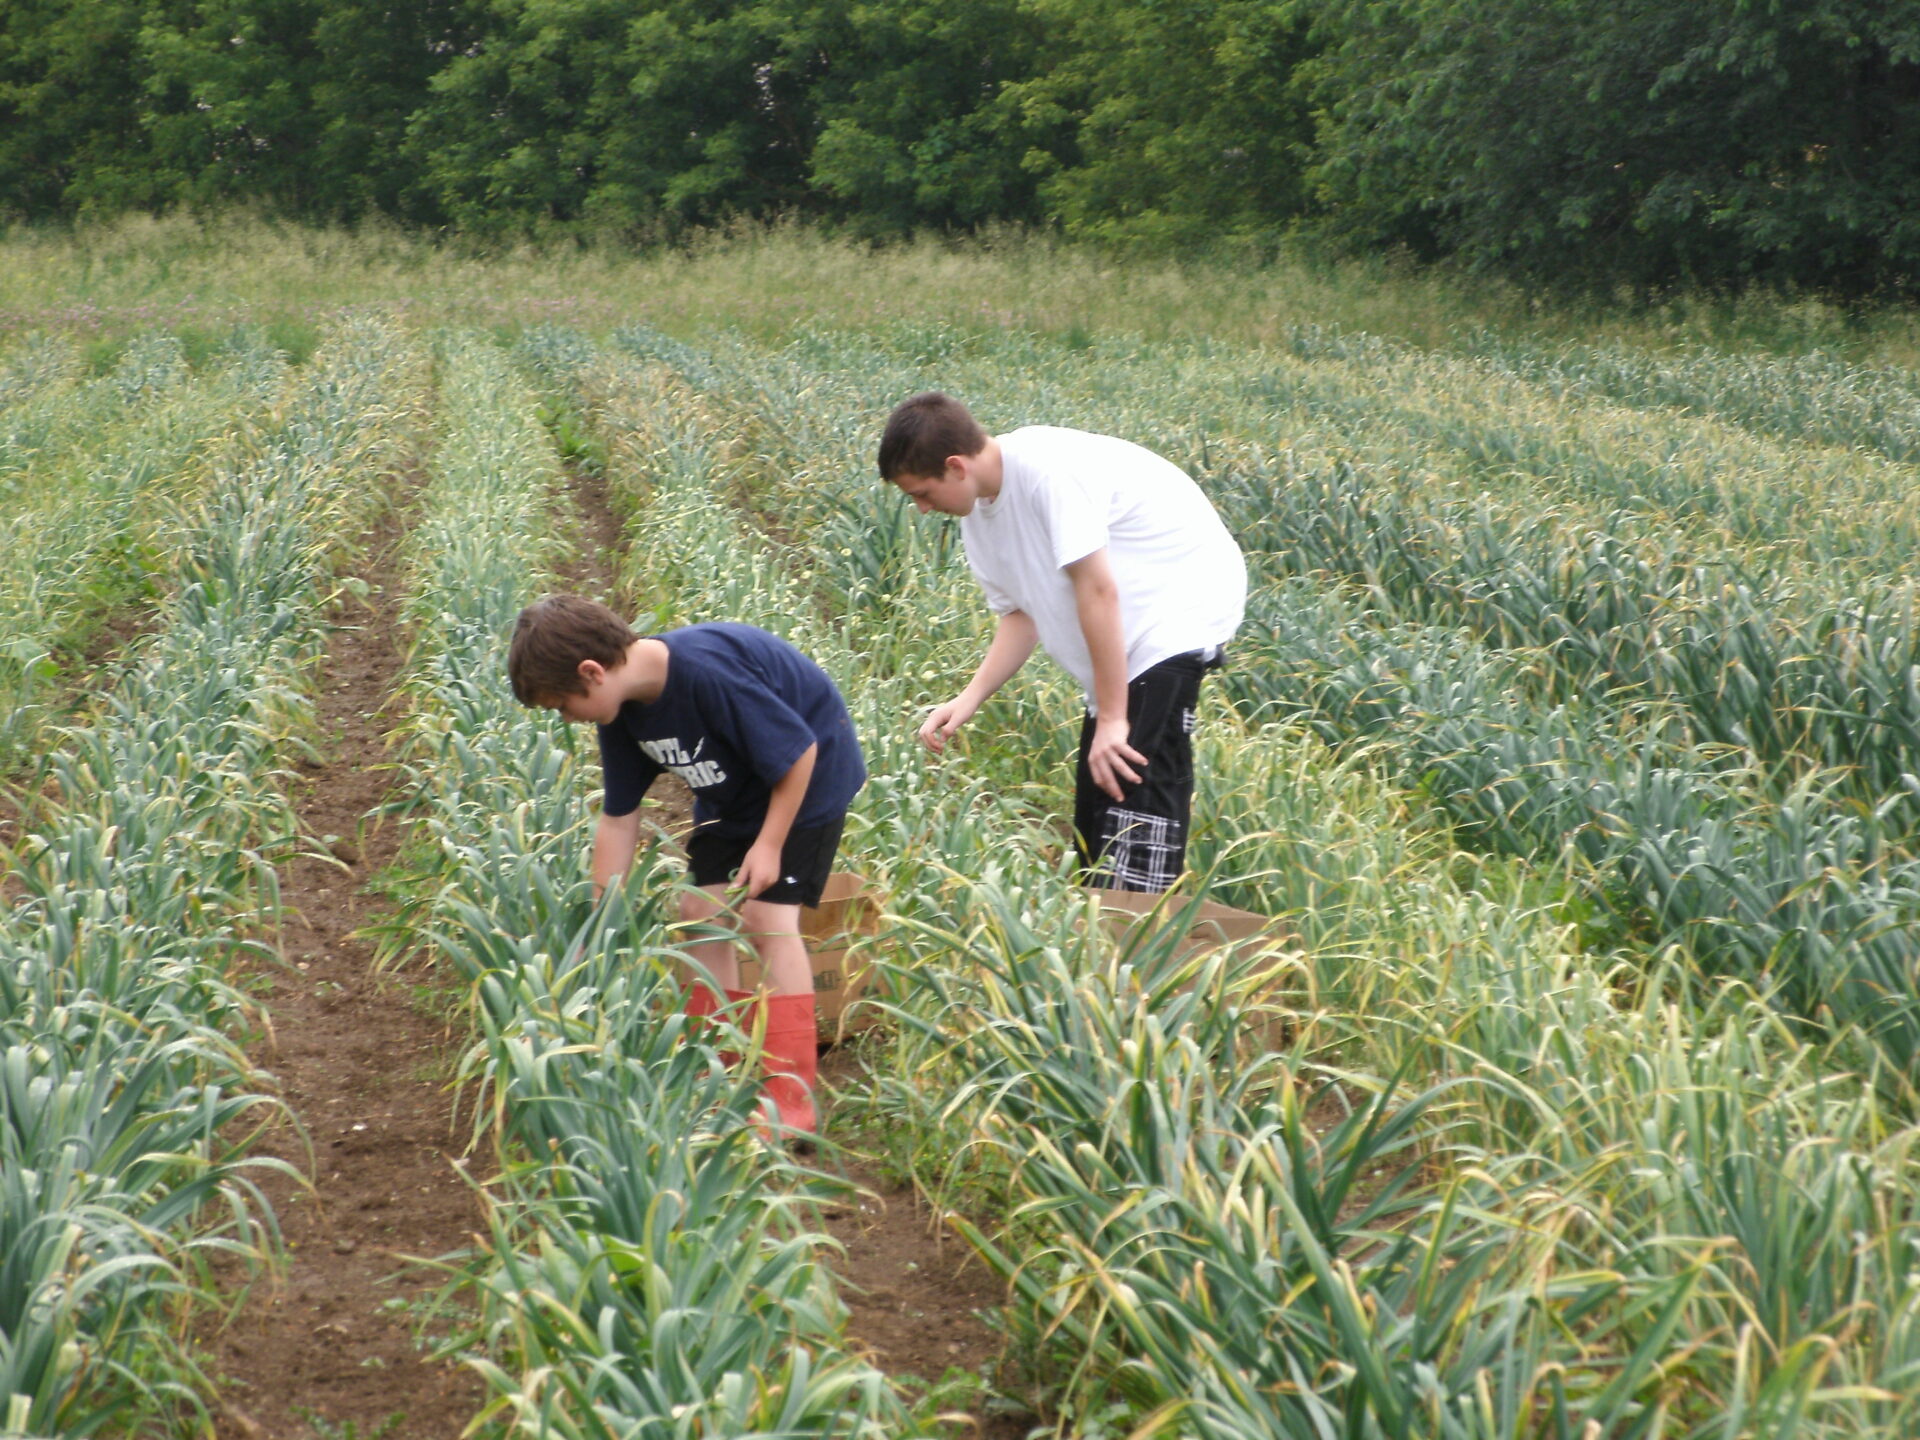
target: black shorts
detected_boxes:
[685,815,846,907]
[1073,649,1221,893]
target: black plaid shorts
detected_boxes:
[1073,648,1221,893]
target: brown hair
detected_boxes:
[876,392,989,481]
[507,594,638,704]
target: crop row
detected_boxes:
[0,332,290,766]
[380,333,908,1436]
[1382,325,1920,467]
[595,320,1920,1088]
[623,317,1920,575]
[0,318,421,1432]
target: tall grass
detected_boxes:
[4,213,1918,365]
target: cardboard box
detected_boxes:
[1084,886,1293,1050]
[1085,886,1281,958]
[736,871,879,1038]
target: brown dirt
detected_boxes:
[556,457,630,604]
[816,1046,1029,1438]
[206,516,488,1440]
[74,586,161,675]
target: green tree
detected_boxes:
[996,0,1315,248]
[136,0,473,218]
[0,0,171,217]
[1298,0,1920,290]
[804,0,1045,234]
[406,0,836,232]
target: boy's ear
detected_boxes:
[942,455,969,482]
[577,657,607,687]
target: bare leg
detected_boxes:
[678,890,813,995]
[740,898,811,995]
[677,884,741,994]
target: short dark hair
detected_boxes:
[877,392,989,481]
[507,594,637,704]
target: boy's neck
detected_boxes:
[615,636,670,704]
[974,436,1005,500]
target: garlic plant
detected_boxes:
[0,317,423,1432]
[0,329,290,766]
[535,317,1920,1437]
[383,333,911,1437]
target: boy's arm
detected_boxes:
[920,609,1039,754]
[735,743,818,899]
[591,807,644,898]
[1065,547,1147,801]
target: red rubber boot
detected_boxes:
[683,981,721,1033]
[721,988,752,1068]
[683,984,751,1068]
[757,992,820,1139]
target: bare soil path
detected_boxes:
[816,1049,1030,1438]
[209,506,487,1440]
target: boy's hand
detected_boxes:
[732,838,788,900]
[1086,714,1147,801]
[919,695,979,754]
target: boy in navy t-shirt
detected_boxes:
[507,593,865,1138]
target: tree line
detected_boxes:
[4,0,1916,292]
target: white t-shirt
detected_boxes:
[960,426,1247,712]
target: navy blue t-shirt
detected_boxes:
[597,623,865,838]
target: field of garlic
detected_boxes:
[7,295,1920,1437]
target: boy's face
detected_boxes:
[539,659,624,725]
[893,459,979,516]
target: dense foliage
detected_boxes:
[2,0,1916,288]
[1298,0,1920,291]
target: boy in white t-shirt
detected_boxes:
[879,391,1246,891]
